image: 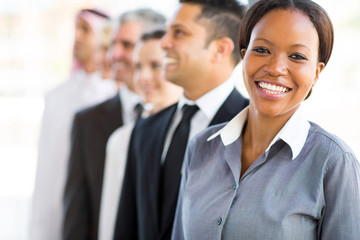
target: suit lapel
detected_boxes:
[147,104,177,194]
[89,94,123,180]
[86,94,123,168]
[100,94,123,136]
[210,88,249,126]
[138,104,177,235]
[159,89,248,236]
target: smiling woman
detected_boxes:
[171,0,360,239]
[133,31,183,113]
[240,8,327,139]
[0,0,359,239]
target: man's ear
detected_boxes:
[211,37,234,63]
[240,48,247,59]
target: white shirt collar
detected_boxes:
[119,85,142,124]
[177,76,235,119]
[119,85,142,109]
[207,107,310,160]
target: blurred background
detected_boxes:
[0,0,359,238]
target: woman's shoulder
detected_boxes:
[308,122,355,156]
[193,122,228,143]
[307,122,358,173]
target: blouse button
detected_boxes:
[233,183,237,190]
[217,217,222,225]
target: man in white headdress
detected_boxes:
[29,8,117,240]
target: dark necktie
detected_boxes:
[159,104,199,237]
[134,103,144,120]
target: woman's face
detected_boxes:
[133,39,182,106]
[241,9,325,119]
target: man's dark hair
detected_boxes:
[140,29,166,41]
[180,0,247,64]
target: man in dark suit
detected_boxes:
[114,1,248,240]
[62,9,166,240]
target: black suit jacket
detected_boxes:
[114,89,249,240]
[63,93,123,240]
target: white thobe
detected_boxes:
[29,69,117,240]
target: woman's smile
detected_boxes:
[255,80,291,100]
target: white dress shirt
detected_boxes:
[98,122,135,240]
[119,86,142,125]
[161,77,235,163]
[98,102,150,240]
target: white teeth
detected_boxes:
[163,57,178,64]
[258,82,289,94]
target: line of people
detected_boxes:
[30,0,360,240]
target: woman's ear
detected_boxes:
[304,61,325,100]
[211,37,234,63]
[240,48,247,59]
[312,61,325,87]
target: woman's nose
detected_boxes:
[263,54,287,77]
[139,67,152,84]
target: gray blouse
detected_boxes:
[171,108,360,240]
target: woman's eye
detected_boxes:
[289,53,307,60]
[252,47,270,54]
